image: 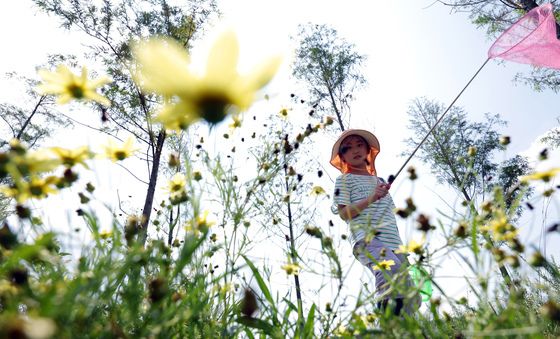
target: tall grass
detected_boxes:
[1,105,559,338]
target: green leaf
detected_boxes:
[303,303,316,337]
[242,254,279,325]
[172,233,206,276]
[236,316,276,335]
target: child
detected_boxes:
[330,129,419,315]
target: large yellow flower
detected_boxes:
[132,30,282,128]
[102,137,138,162]
[50,146,92,168]
[481,210,518,241]
[4,147,60,180]
[519,168,560,183]
[37,65,111,106]
[0,176,59,203]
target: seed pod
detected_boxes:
[240,288,258,317]
[149,277,168,303]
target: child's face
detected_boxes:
[339,135,369,168]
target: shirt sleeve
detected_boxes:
[333,175,351,206]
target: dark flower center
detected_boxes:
[115,151,127,160]
[67,84,85,99]
[198,94,231,125]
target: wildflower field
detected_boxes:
[1,1,560,338]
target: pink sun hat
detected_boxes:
[330,129,380,175]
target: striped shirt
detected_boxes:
[333,173,402,250]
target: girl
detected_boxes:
[330,129,419,315]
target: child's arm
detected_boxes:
[338,182,390,220]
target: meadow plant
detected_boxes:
[1,26,560,339]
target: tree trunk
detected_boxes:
[283,165,304,334]
[139,129,166,245]
[16,96,46,140]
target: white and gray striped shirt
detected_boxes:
[333,173,402,250]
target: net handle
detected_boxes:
[388,58,490,184]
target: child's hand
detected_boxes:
[373,183,390,201]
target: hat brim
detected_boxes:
[330,129,380,175]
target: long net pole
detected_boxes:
[388,58,491,184]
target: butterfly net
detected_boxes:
[488,3,560,69]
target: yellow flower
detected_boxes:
[333,325,352,336]
[37,65,111,106]
[279,107,290,118]
[229,114,242,129]
[132,30,282,128]
[281,263,301,275]
[214,283,233,297]
[185,210,215,236]
[166,173,187,193]
[166,173,188,204]
[6,148,61,179]
[102,137,137,162]
[22,317,57,339]
[519,168,560,183]
[395,238,424,255]
[1,176,59,203]
[483,210,518,241]
[372,259,395,271]
[50,146,91,168]
[0,279,19,296]
[310,186,326,196]
[99,229,113,239]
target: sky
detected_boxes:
[2,0,560,314]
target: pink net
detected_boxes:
[488,3,560,69]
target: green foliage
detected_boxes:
[1,2,559,338]
[540,124,560,149]
[28,0,220,245]
[0,214,229,338]
[291,23,367,131]
[1,105,559,337]
[441,1,560,112]
[404,97,521,200]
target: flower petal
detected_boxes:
[85,91,111,106]
[87,75,112,89]
[155,101,199,131]
[56,93,73,105]
[242,55,282,91]
[133,38,195,96]
[205,30,239,85]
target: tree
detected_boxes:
[436,1,560,93]
[404,97,531,210]
[291,24,367,132]
[404,97,532,288]
[436,1,553,35]
[404,97,508,203]
[436,0,560,150]
[493,154,532,216]
[32,0,219,244]
[540,119,560,149]
[0,55,80,222]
